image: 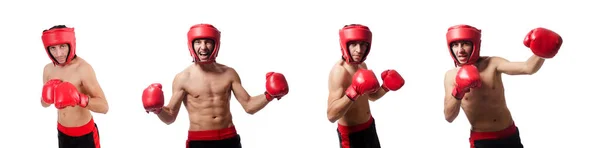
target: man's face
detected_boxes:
[348,41,369,62]
[451,41,473,64]
[193,39,215,61]
[48,44,70,64]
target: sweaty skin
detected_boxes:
[41,57,109,127]
[444,55,545,132]
[327,60,387,125]
[156,63,270,131]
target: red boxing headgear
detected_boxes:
[446,24,482,67]
[339,24,372,64]
[42,27,76,66]
[187,24,221,63]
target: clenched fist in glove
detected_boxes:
[42,79,63,104]
[452,65,481,100]
[346,69,380,101]
[142,83,164,114]
[524,27,563,59]
[380,69,405,92]
[265,72,289,101]
[54,82,89,109]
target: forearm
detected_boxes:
[444,96,462,123]
[157,107,177,125]
[525,55,545,74]
[368,87,388,101]
[86,97,108,114]
[327,96,354,123]
[242,94,270,115]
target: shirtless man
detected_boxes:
[443,25,562,148]
[40,25,110,148]
[141,24,290,148]
[327,24,406,148]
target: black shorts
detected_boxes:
[469,123,523,148]
[187,126,242,148]
[337,116,380,148]
[57,118,100,148]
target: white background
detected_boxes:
[1,0,598,147]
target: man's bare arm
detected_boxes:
[41,64,52,108]
[363,64,388,101]
[157,72,187,125]
[79,63,109,114]
[495,55,545,75]
[232,69,270,115]
[443,70,462,123]
[368,88,388,101]
[327,66,354,123]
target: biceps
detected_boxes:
[83,79,105,98]
[497,62,527,75]
[328,88,344,104]
[231,83,250,101]
[166,90,185,109]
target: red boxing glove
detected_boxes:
[524,27,563,59]
[346,69,380,101]
[452,65,482,100]
[265,72,289,101]
[380,69,405,92]
[42,79,63,104]
[142,83,164,114]
[54,82,89,109]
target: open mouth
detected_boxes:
[198,50,210,56]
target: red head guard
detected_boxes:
[339,24,372,64]
[42,27,76,66]
[187,24,221,63]
[446,25,482,67]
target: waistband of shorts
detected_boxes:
[470,122,517,141]
[57,118,96,137]
[337,116,374,134]
[188,126,238,141]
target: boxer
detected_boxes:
[141,24,289,148]
[443,25,562,148]
[40,25,109,148]
[327,24,406,148]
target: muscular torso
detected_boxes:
[181,64,235,131]
[454,57,514,132]
[336,61,372,126]
[45,59,92,127]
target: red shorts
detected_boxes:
[337,116,381,148]
[469,122,523,148]
[186,126,241,148]
[57,118,101,148]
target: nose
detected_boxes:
[354,46,365,53]
[198,43,207,50]
[57,49,67,56]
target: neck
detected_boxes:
[343,61,361,70]
[56,57,79,67]
[195,62,218,71]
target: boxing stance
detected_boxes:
[40,25,109,148]
[443,25,562,148]
[141,24,289,148]
[327,24,405,148]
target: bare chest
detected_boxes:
[183,74,233,98]
[462,68,506,106]
[47,67,83,88]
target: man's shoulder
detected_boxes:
[43,62,54,70]
[330,63,347,76]
[445,67,458,75]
